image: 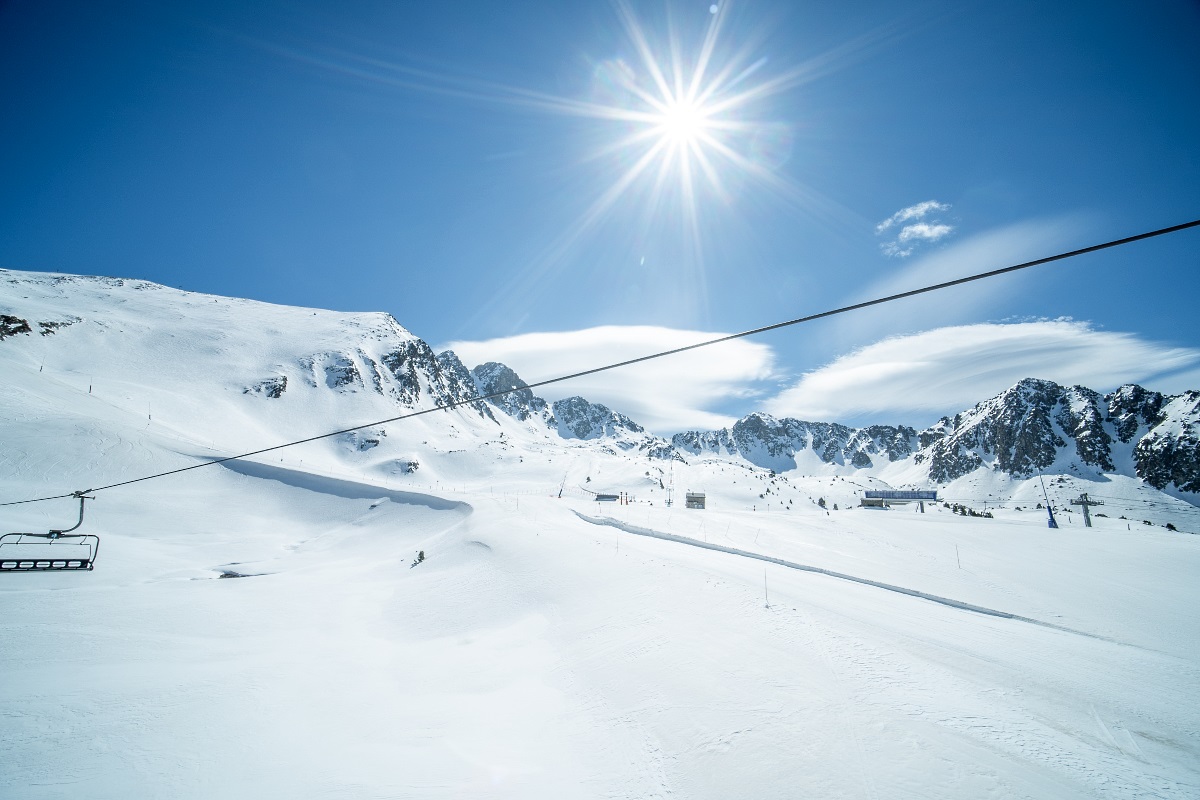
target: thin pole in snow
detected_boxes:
[764,568,770,608]
[955,544,961,569]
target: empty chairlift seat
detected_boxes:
[0,533,99,571]
[0,493,100,572]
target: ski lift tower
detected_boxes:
[1070,493,1103,528]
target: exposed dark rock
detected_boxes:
[673,413,916,471]
[360,352,385,393]
[1107,384,1166,443]
[921,378,1066,482]
[1055,386,1113,470]
[639,440,678,460]
[470,361,550,422]
[918,419,951,449]
[552,396,644,440]
[0,315,31,340]
[432,350,493,419]
[323,353,362,390]
[380,340,432,406]
[1133,390,1200,493]
[342,429,383,451]
[244,375,287,398]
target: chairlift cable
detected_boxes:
[2,216,1198,507]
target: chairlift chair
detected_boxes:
[0,492,99,572]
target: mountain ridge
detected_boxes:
[2,268,1196,499]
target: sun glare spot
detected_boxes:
[501,0,818,296]
[563,0,806,233]
[656,99,710,145]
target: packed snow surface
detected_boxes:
[2,271,1199,798]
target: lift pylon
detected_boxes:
[1070,492,1103,528]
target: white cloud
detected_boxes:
[897,222,954,243]
[765,320,1200,424]
[442,326,777,434]
[875,200,950,234]
[841,215,1088,346]
[876,200,954,257]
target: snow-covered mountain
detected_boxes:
[670,378,1199,499]
[672,414,919,472]
[913,379,1200,489]
[1,269,1196,510]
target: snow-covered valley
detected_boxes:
[2,270,1199,798]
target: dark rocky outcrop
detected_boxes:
[552,396,644,440]
[0,315,31,340]
[666,377,1198,495]
[244,375,288,398]
[470,361,550,423]
[673,412,917,472]
[1134,391,1200,493]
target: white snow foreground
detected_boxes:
[2,271,1199,798]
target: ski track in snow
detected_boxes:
[574,511,1128,647]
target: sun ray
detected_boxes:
[615,1,676,110]
[686,3,725,103]
[243,2,898,335]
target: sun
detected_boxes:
[543,0,810,256]
[655,98,712,146]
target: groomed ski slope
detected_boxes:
[2,455,1199,798]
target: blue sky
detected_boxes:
[3,0,1199,432]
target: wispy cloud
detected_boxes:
[836,215,1088,349]
[442,326,776,434]
[766,320,1200,424]
[876,200,954,257]
[875,200,949,234]
[897,222,953,243]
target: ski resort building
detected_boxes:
[860,489,937,509]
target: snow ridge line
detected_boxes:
[574,511,1124,646]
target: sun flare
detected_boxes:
[545,0,810,259]
[655,98,712,146]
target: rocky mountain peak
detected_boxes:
[1107,383,1166,443]
[1134,390,1200,493]
[673,411,916,472]
[551,396,644,440]
[469,362,550,423]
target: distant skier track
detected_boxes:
[576,511,1130,646]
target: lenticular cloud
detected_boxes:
[766,320,1200,422]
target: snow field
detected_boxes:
[3,271,1199,797]
[3,456,1199,797]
